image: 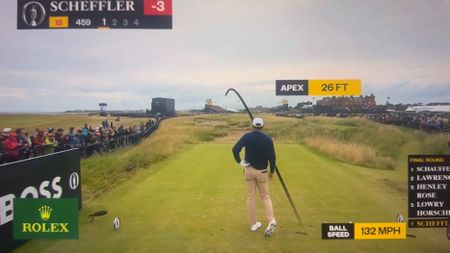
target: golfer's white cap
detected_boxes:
[252,118,264,128]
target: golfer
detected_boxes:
[232,117,277,236]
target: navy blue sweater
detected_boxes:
[232,130,276,173]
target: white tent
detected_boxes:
[405,105,450,112]
[226,108,238,113]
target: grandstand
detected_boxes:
[316,94,376,110]
[314,94,377,115]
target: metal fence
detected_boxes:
[78,121,160,158]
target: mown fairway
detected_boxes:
[14,142,449,253]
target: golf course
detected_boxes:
[9,114,450,253]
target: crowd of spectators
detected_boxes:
[365,111,450,132]
[0,119,158,164]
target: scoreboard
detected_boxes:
[17,0,172,29]
[408,155,450,228]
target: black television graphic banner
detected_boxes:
[408,155,450,228]
[322,223,354,239]
[275,79,361,96]
[275,80,309,96]
[0,149,81,252]
[17,0,173,29]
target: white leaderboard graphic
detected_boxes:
[17,0,173,29]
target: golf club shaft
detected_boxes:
[225,88,253,121]
[274,165,302,223]
[226,88,302,224]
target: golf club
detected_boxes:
[225,88,302,224]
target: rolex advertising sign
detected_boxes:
[13,198,79,239]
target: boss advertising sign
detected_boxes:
[17,0,173,29]
[0,149,81,252]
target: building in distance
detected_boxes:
[151,97,175,116]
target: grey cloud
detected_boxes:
[1,0,450,111]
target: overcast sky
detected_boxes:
[1,0,450,112]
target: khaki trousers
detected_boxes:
[244,166,275,225]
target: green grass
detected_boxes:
[80,116,233,202]
[3,113,448,200]
[14,144,449,253]
[6,113,450,252]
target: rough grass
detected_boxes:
[0,114,146,133]
[304,136,396,169]
[263,115,449,170]
[175,114,449,171]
